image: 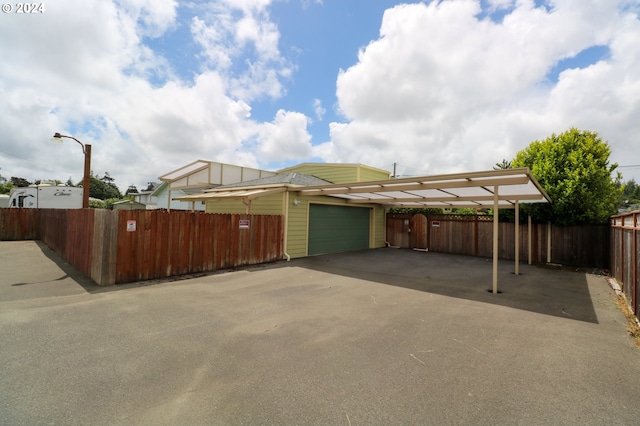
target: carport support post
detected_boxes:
[493,186,499,294]
[515,200,520,275]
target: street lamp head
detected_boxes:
[51,132,64,143]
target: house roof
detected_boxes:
[159,160,210,183]
[172,172,332,202]
[214,172,331,189]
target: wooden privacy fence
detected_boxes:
[611,211,639,316]
[0,209,284,285]
[387,213,610,269]
[0,208,40,240]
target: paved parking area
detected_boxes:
[1,241,639,425]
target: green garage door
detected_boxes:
[308,204,370,255]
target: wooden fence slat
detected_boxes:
[387,213,611,269]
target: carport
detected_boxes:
[297,168,551,294]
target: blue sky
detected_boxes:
[1,0,639,189]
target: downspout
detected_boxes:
[283,191,291,261]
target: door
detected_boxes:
[410,214,428,249]
[308,204,370,255]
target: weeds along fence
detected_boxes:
[387,213,611,269]
[0,209,284,285]
[611,210,640,316]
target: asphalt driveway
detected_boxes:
[1,241,638,425]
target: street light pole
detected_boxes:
[51,133,91,209]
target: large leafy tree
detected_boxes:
[82,173,122,200]
[10,176,31,187]
[512,128,621,225]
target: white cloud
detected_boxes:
[328,0,640,179]
[0,0,300,188]
[256,110,313,163]
[313,99,326,121]
[191,0,293,102]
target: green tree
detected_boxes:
[125,185,139,195]
[619,179,640,210]
[100,172,122,198]
[10,176,31,187]
[512,128,621,225]
[0,169,12,194]
[494,159,512,170]
[84,175,122,200]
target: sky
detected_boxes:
[1,0,639,192]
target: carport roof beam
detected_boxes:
[297,168,550,208]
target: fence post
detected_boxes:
[91,210,118,285]
[515,201,520,275]
[547,222,552,264]
[528,215,532,265]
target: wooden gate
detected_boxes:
[386,213,427,249]
[410,214,428,250]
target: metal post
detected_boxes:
[82,144,91,209]
[493,186,499,294]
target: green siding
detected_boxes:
[308,204,370,255]
[206,194,284,215]
[249,194,285,215]
[286,194,314,258]
[280,164,390,183]
[206,199,246,214]
[283,164,357,183]
[373,207,386,248]
[359,167,391,182]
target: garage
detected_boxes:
[308,204,370,255]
